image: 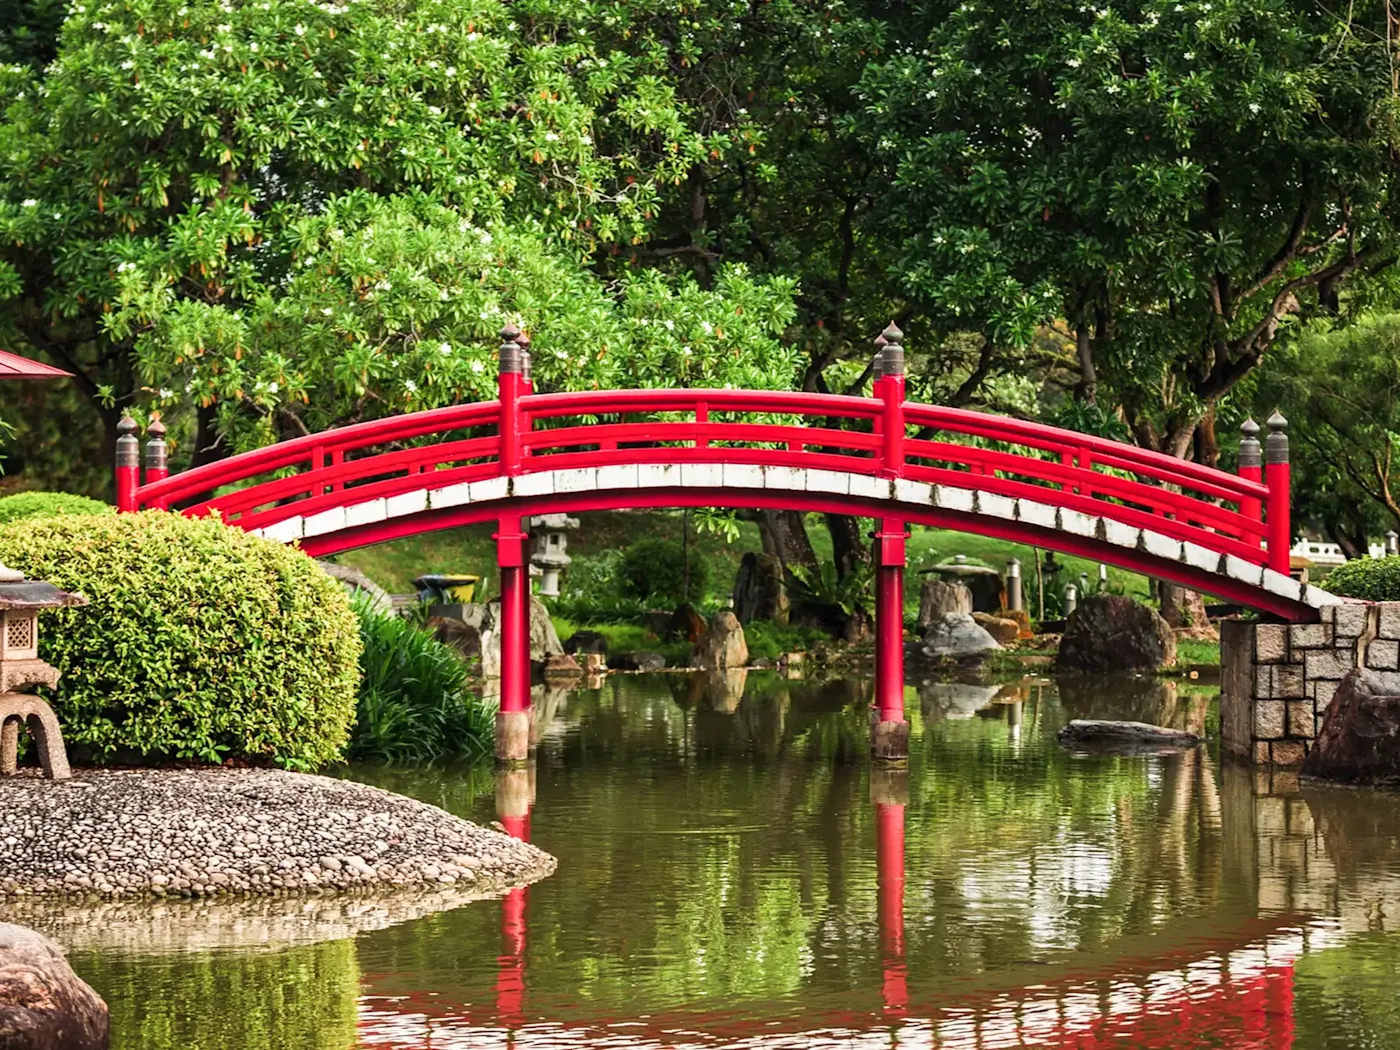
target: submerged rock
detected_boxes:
[1303,669,1400,786]
[610,651,667,672]
[1056,595,1176,673]
[921,613,1001,659]
[1057,719,1200,750]
[0,923,108,1050]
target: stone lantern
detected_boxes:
[0,562,87,780]
[529,514,579,597]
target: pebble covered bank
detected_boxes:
[0,769,555,899]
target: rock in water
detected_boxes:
[610,651,667,672]
[921,613,1001,659]
[732,552,789,625]
[1303,670,1400,786]
[479,597,564,676]
[917,579,973,631]
[1057,719,1200,750]
[0,924,108,1049]
[1055,595,1176,672]
[697,611,748,670]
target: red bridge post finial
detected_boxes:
[144,415,169,510]
[875,322,906,479]
[1238,418,1262,532]
[114,414,139,513]
[1265,412,1291,575]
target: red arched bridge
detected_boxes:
[114,324,1334,759]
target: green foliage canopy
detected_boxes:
[0,0,800,455]
[854,0,1400,452]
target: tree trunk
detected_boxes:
[1074,322,1097,403]
[1193,406,1219,468]
[1157,581,1216,638]
[757,510,818,576]
[824,513,868,580]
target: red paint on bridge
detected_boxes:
[115,325,1310,755]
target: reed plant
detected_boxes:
[349,597,495,763]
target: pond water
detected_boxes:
[50,671,1400,1048]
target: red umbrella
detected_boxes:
[0,350,70,379]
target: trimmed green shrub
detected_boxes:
[1323,556,1400,601]
[0,491,112,525]
[0,511,360,769]
[351,597,495,763]
[619,536,710,604]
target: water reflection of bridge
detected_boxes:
[356,677,1385,1049]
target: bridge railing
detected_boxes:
[120,324,1286,573]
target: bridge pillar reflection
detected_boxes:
[496,763,535,1027]
[872,767,908,1015]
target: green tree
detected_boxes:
[853,0,1400,459]
[1255,313,1400,551]
[0,0,797,471]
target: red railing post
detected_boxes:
[115,414,139,512]
[1265,412,1291,574]
[143,415,169,509]
[875,322,906,478]
[1238,418,1263,543]
[499,325,525,475]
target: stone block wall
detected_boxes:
[1221,602,1400,767]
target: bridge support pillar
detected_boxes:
[496,516,532,764]
[872,517,909,761]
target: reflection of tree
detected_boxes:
[72,940,358,1050]
[355,675,1241,1025]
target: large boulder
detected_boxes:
[732,552,789,625]
[563,630,609,656]
[972,612,1021,647]
[1055,595,1176,673]
[1303,670,1400,786]
[666,603,707,644]
[916,579,972,631]
[318,560,392,613]
[921,613,1001,659]
[696,611,749,671]
[479,596,564,677]
[0,924,108,1050]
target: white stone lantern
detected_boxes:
[529,514,579,597]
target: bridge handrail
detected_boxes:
[903,404,1268,502]
[135,400,503,507]
[518,388,882,421]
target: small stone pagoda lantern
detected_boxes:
[529,514,579,597]
[0,562,87,780]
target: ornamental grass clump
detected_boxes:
[351,597,495,764]
[1323,556,1400,602]
[0,511,360,770]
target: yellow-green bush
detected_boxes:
[0,491,112,524]
[0,511,361,769]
